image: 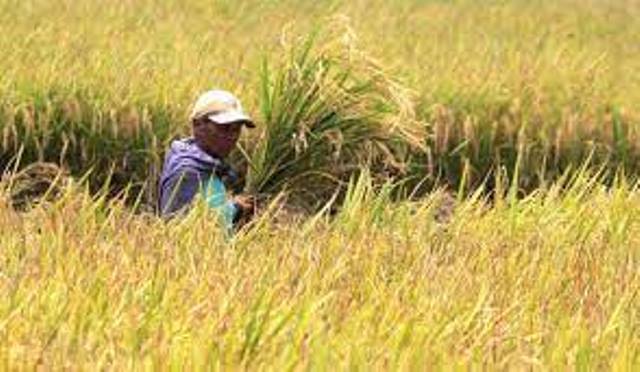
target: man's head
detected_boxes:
[190,89,255,158]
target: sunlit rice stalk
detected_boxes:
[245,21,424,209]
[1,2,640,369]
[1,172,639,368]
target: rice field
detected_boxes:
[1,0,639,369]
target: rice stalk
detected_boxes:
[245,20,424,210]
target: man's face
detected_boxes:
[194,117,243,158]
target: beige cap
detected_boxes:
[190,89,255,128]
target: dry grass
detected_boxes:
[1,0,640,194]
[1,0,640,369]
[1,172,639,368]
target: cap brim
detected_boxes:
[207,111,255,128]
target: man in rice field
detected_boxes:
[157,89,255,229]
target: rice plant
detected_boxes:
[1,0,639,197]
[1,171,639,369]
[1,1,640,369]
[243,23,423,209]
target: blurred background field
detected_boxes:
[1,0,640,369]
[2,0,640,200]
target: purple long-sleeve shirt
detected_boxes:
[157,138,239,220]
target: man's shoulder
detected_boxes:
[166,137,199,160]
[164,138,219,172]
[159,139,214,193]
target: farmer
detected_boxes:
[157,89,255,228]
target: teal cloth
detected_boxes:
[202,176,238,233]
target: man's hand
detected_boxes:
[233,194,257,221]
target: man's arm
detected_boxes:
[159,171,201,218]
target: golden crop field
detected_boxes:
[1,0,639,369]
